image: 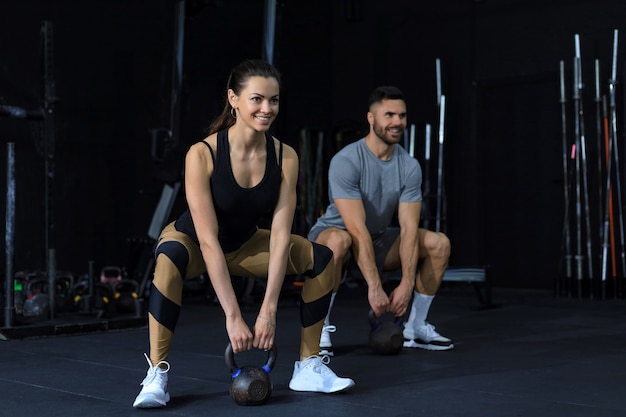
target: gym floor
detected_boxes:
[1,281,625,417]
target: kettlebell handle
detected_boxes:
[27,278,49,295]
[368,309,403,329]
[225,343,278,375]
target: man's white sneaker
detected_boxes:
[403,321,454,351]
[319,324,336,356]
[132,353,171,408]
[288,355,355,393]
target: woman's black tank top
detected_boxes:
[175,128,283,252]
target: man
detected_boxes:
[308,85,453,356]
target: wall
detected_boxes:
[1,0,625,289]
[321,0,626,289]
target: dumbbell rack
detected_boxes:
[1,265,147,341]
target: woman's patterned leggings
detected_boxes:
[147,222,334,365]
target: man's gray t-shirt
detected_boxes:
[308,138,422,240]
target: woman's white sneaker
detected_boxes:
[133,353,171,408]
[289,355,355,393]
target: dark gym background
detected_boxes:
[1,0,625,291]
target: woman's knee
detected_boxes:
[309,242,333,278]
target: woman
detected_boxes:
[133,59,355,409]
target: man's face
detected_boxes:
[370,98,407,145]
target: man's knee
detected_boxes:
[425,231,451,260]
[318,229,352,261]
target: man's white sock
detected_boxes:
[405,292,434,328]
[324,292,337,326]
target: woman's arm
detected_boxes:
[185,139,250,352]
[253,141,299,350]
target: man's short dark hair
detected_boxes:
[368,86,405,109]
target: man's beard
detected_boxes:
[373,122,403,146]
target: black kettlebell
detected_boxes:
[368,309,404,355]
[225,343,277,406]
[22,278,50,320]
[113,279,138,314]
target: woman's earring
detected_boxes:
[230,107,236,118]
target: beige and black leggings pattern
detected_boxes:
[147,223,334,365]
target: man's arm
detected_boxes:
[334,198,390,315]
[388,200,421,316]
